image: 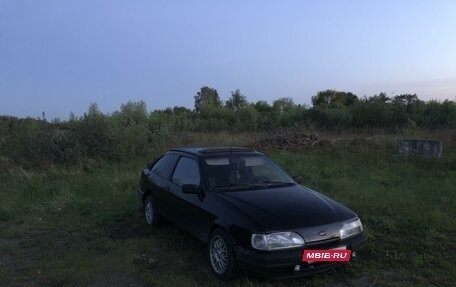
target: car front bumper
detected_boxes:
[234,233,367,279]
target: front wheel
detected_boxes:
[144,196,161,226]
[208,228,240,280]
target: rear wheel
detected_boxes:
[144,196,161,226]
[208,228,240,280]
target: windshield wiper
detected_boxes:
[214,181,294,191]
[267,181,293,184]
[258,181,294,187]
[214,184,257,191]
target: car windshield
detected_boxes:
[204,155,294,190]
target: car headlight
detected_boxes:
[339,218,363,239]
[251,232,305,250]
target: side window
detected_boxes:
[151,154,179,179]
[172,157,201,187]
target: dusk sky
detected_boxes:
[1,0,456,119]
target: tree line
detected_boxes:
[162,86,456,131]
[1,87,455,166]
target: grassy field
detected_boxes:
[1,141,455,286]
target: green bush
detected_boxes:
[71,103,116,160]
[2,88,456,167]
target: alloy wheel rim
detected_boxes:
[145,201,153,224]
[209,235,228,274]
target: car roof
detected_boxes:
[168,147,263,157]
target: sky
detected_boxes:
[1,0,456,119]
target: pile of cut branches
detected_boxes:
[249,126,330,151]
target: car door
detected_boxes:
[168,156,215,241]
[149,154,179,219]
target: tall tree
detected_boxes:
[253,100,272,113]
[194,86,222,112]
[225,89,248,111]
[272,97,295,112]
[391,94,422,126]
[312,90,358,107]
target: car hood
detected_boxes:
[216,184,357,231]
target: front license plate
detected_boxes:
[302,246,351,262]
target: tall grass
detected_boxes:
[1,143,455,286]
[273,148,455,274]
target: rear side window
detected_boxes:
[151,154,179,179]
[172,157,201,186]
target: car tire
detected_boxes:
[144,195,161,226]
[208,228,240,280]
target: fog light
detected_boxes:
[294,265,301,272]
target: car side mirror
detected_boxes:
[181,184,200,194]
[293,176,302,184]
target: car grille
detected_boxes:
[305,237,343,249]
